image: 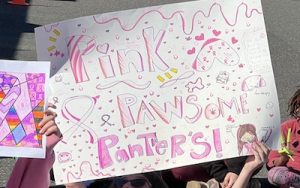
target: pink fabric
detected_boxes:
[268,166,300,187]
[6,134,60,188]
[267,118,300,172]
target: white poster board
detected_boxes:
[35,0,280,184]
[0,60,50,158]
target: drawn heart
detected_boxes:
[97,43,109,54]
[231,37,238,44]
[227,115,235,122]
[55,75,63,82]
[187,47,195,55]
[212,29,221,36]
[195,33,204,41]
[257,108,261,112]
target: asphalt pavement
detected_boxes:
[0,0,299,187]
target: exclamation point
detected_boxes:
[213,128,223,158]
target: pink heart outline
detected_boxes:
[97,43,109,54]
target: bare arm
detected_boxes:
[232,142,269,188]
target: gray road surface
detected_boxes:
[0,0,299,187]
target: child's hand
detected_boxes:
[223,172,238,188]
[273,154,289,166]
[243,142,269,173]
[39,103,62,138]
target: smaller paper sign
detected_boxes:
[0,60,50,158]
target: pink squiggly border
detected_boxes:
[66,161,112,182]
[93,2,262,35]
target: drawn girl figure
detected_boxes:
[237,123,258,155]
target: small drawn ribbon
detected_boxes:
[100,114,115,126]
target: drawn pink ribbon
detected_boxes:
[61,95,98,144]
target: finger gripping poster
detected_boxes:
[35,0,280,184]
[0,60,50,158]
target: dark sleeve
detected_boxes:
[225,156,247,174]
[200,160,228,182]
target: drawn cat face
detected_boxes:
[192,38,239,71]
[58,152,72,163]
